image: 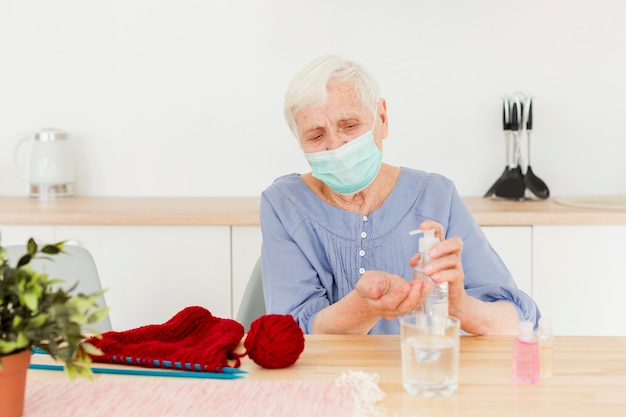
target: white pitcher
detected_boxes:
[14,128,75,199]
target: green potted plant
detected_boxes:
[0,238,107,417]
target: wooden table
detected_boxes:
[28,335,626,417]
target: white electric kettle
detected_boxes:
[14,128,76,199]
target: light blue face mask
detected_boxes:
[303,116,382,195]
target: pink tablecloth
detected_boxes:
[25,377,355,417]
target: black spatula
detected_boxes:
[523,98,550,199]
[484,97,512,197]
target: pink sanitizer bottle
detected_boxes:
[512,321,540,383]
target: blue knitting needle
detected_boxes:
[115,355,248,375]
[32,347,247,375]
[154,358,247,374]
[28,363,242,379]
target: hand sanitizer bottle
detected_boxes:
[538,318,553,378]
[410,229,447,318]
[512,320,540,383]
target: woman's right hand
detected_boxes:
[355,270,431,320]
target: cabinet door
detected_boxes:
[481,226,532,297]
[533,225,626,336]
[55,225,231,331]
[231,226,262,318]
[0,225,55,246]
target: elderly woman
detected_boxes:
[260,55,540,335]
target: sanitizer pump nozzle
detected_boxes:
[409,229,439,267]
[418,230,438,261]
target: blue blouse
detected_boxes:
[259,167,540,334]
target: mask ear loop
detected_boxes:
[370,106,380,133]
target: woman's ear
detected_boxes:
[378,99,389,139]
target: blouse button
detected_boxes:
[359,250,365,256]
[362,215,368,222]
[360,232,367,238]
[359,267,365,274]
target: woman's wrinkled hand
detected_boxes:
[355,270,430,320]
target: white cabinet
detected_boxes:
[532,225,626,336]
[0,225,55,246]
[55,225,231,331]
[481,226,533,297]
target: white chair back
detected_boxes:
[236,257,266,332]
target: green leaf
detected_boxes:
[66,363,78,381]
[24,313,47,329]
[41,242,64,255]
[87,308,109,324]
[69,312,87,324]
[0,333,31,354]
[17,254,32,268]
[16,332,28,349]
[27,238,37,255]
[74,364,94,381]
[21,291,38,310]
[0,340,20,355]
[68,294,97,310]
[80,342,103,357]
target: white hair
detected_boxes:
[283,55,381,138]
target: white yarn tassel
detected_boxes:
[335,370,387,417]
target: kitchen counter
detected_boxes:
[1,196,626,226]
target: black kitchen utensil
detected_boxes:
[522,98,550,199]
[484,97,512,197]
[494,97,525,200]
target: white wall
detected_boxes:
[1,0,625,198]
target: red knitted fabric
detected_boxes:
[85,306,244,371]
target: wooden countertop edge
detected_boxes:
[468,197,626,226]
[1,196,626,226]
[0,196,261,226]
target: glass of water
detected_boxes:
[400,312,460,397]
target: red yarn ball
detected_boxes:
[243,314,305,369]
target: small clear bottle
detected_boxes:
[512,321,540,383]
[410,229,447,317]
[538,318,553,378]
